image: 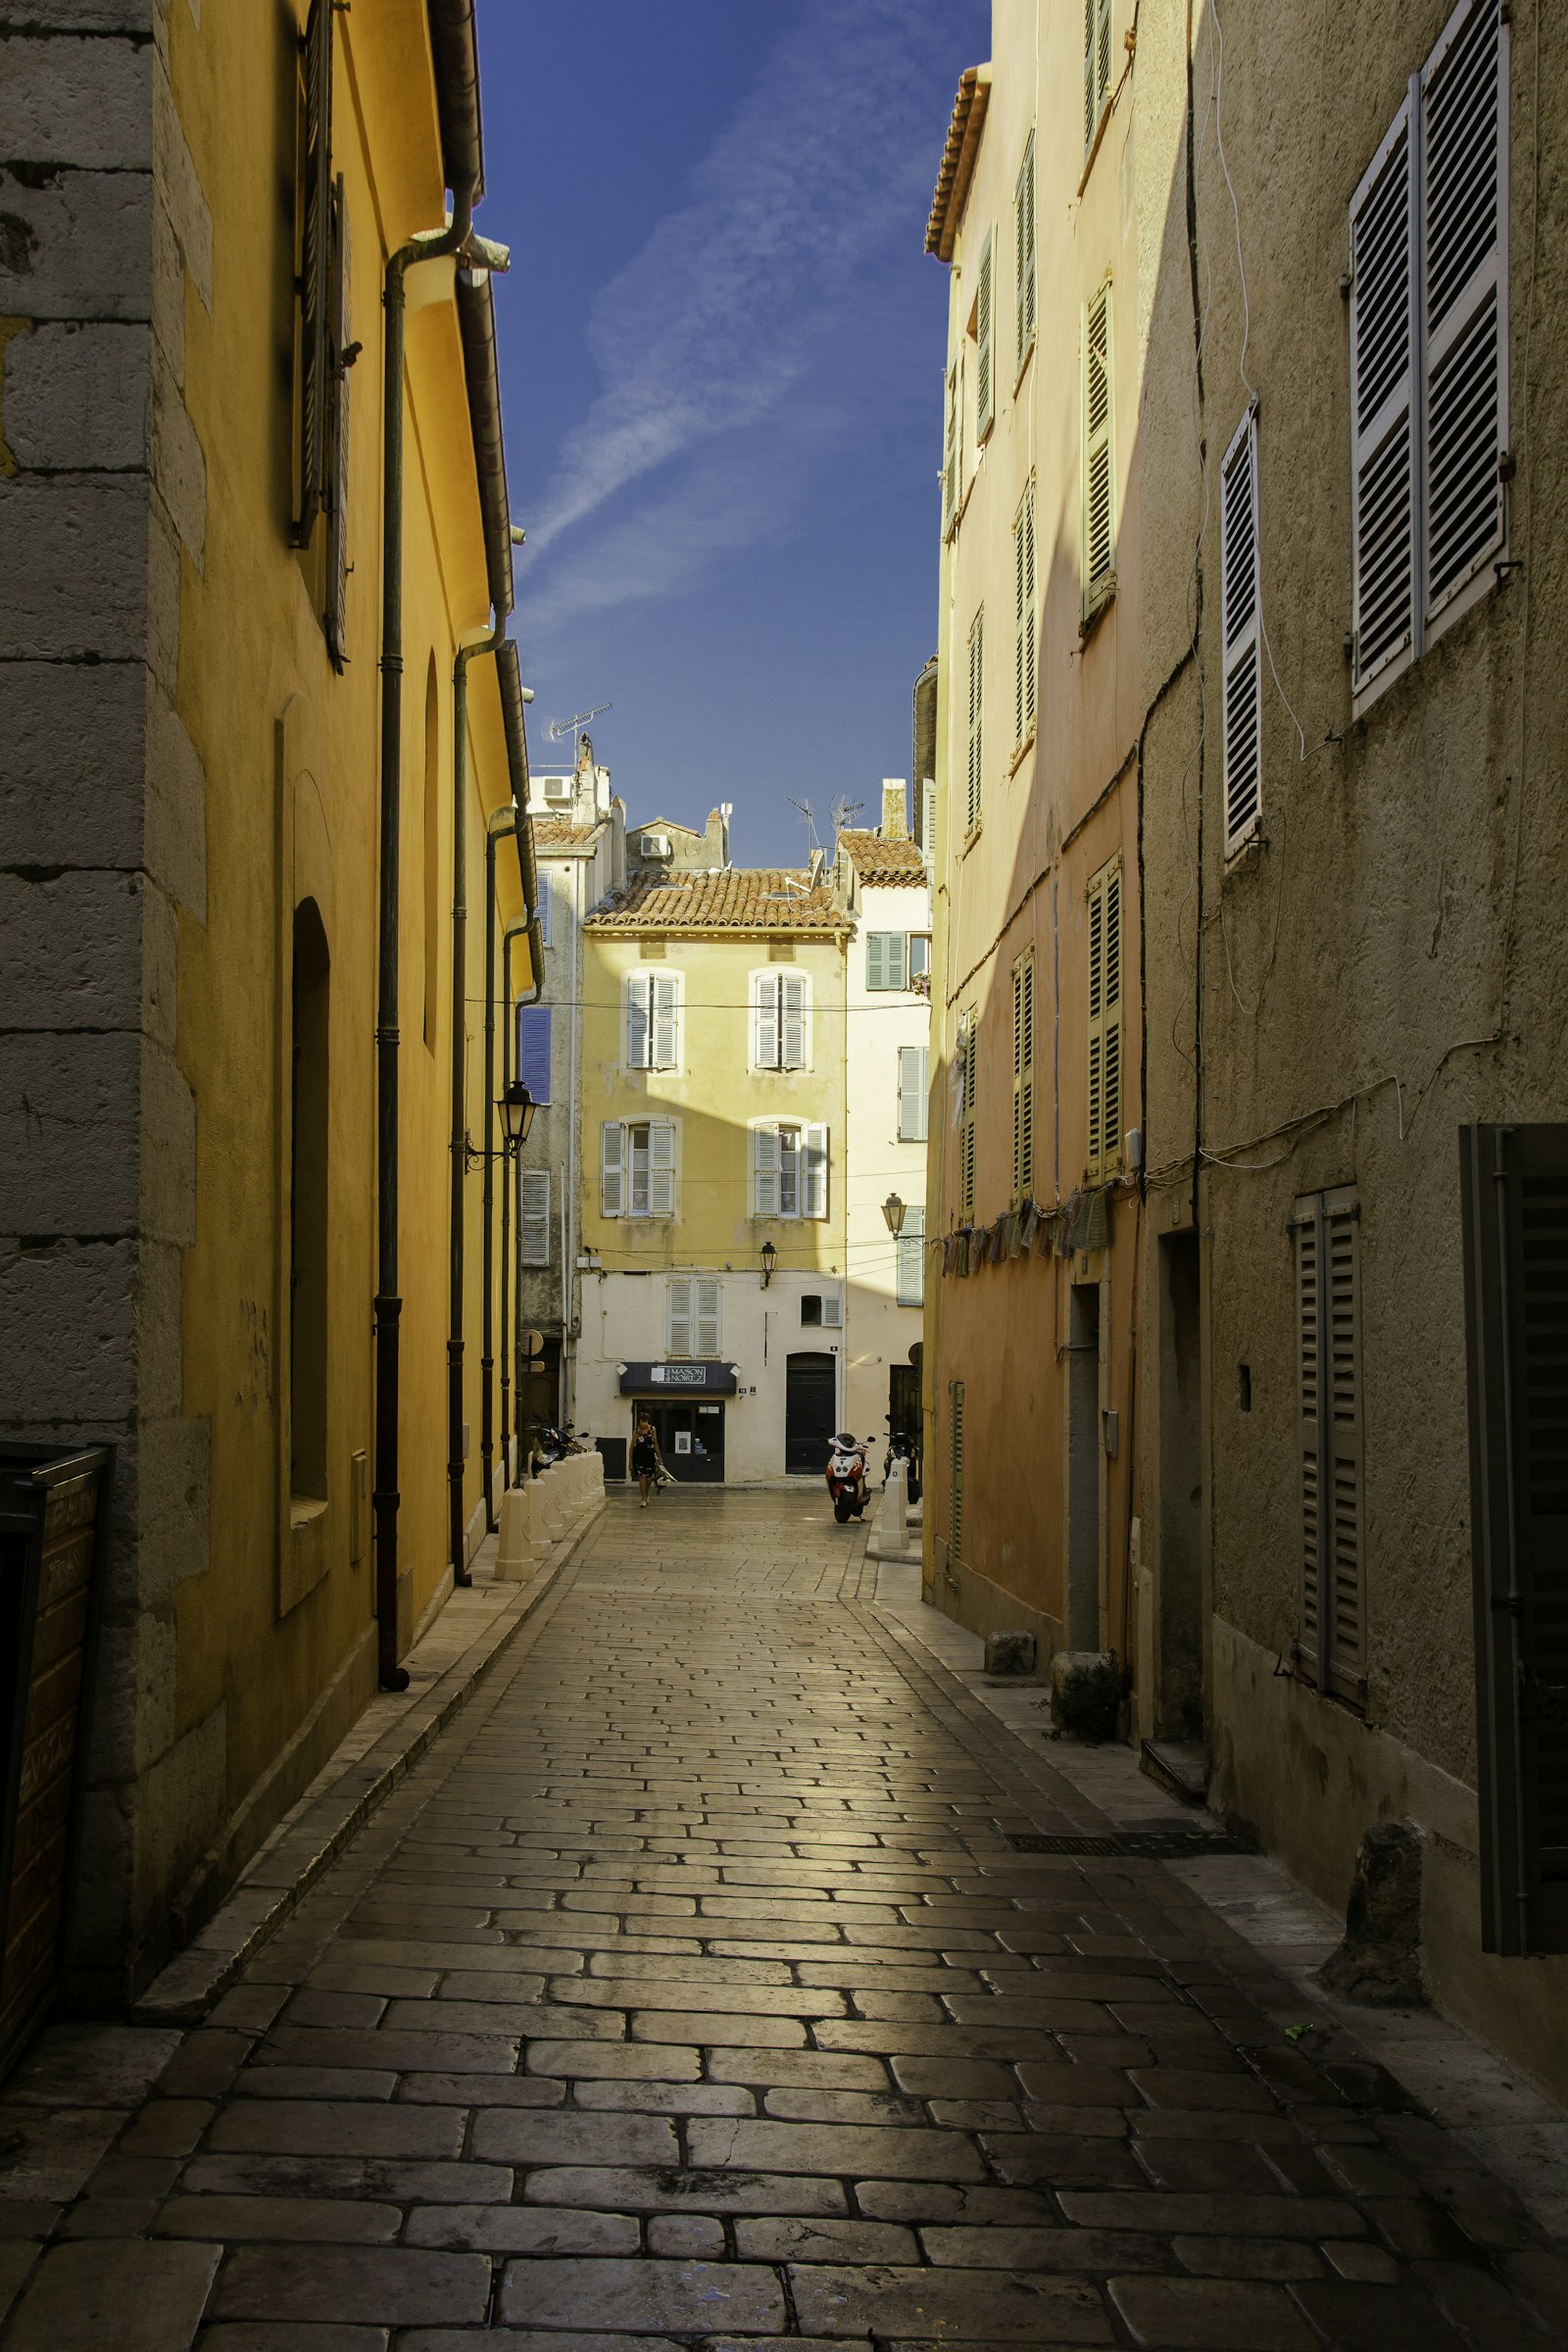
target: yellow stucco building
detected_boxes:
[0,0,534,2008]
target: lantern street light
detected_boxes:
[465,1082,535,1168]
[760,1238,777,1289]
[881,1191,907,1238]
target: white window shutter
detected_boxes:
[1220,411,1262,853]
[821,1292,843,1329]
[1015,133,1037,367]
[667,1275,693,1357]
[649,1119,677,1217]
[600,1122,624,1217]
[804,1124,828,1220]
[897,1206,926,1307]
[756,973,780,1068]
[966,612,984,836]
[1349,96,1417,695]
[779,1126,802,1219]
[976,228,995,441]
[889,933,908,991]
[519,1168,550,1267]
[754,1125,781,1217]
[921,779,938,880]
[943,361,958,538]
[899,1046,929,1143]
[696,1278,721,1358]
[652,974,678,1069]
[866,934,886,991]
[536,878,552,950]
[1014,481,1037,746]
[1420,0,1506,622]
[781,974,807,1069]
[626,972,651,1068]
[1085,0,1112,148]
[1082,284,1115,610]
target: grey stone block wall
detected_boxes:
[0,1,214,2009]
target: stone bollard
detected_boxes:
[496,1486,533,1583]
[536,1465,568,1540]
[880,1458,907,1542]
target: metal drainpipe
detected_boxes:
[500,914,530,1479]
[448,628,498,1588]
[480,806,518,1530]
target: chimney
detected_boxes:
[881,778,908,839]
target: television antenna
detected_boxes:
[547,702,612,752]
[830,795,864,840]
[787,797,817,860]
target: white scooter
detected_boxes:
[825,1432,874,1524]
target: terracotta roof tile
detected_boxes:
[585,868,849,934]
[838,830,928,886]
[532,817,601,848]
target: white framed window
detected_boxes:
[1085,0,1113,151]
[897,1206,926,1308]
[667,1274,720,1358]
[898,1045,929,1144]
[601,1117,678,1218]
[1220,410,1262,854]
[1015,132,1037,373]
[974,225,996,443]
[802,1292,843,1329]
[1349,0,1507,708]
[865,932,908,992]
[752,1121,828,1220]
[518,1167,551,1268]
[909,932,931,984]
[625,969,680,1070]
[753,969,809,1070]
[965,608,984,837]
[1013,479,1037,748]
[1082,279,1115,618]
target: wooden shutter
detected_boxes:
[958,1011,977,1221]
[1086,858,1123,1183]
[1015,132,1037,366]
[1460,1124,1568,1955]
[651,974,678,1069]
[899,1045,929,1143]
[1421,0,1507,623]
[296,0,333,543]
[517,1005,552,1106]
[696,1277,721,1358]
[1014,481,1037,748]
[754,1125,781,1217]
[628,1123,650,1215]
[667,1276,693,1357]
[1012,956,1035,1205]
[1082,283,1115,612]
[950,1380,966,1569]
[897,1207,926,1308]
[756,973,780,1067]
[943,361,958,539]
[1349,97,1418,696]
[626,973,651,1068]
[649,1119,677,1217]
[781,973,807,1069]
[1294,1188,1366,1704]
[324,177,351,668]
[1220,411,1262,853]
[965,611,984,836]
[600,1122,624,1217]
[804,1124,828,1220]
[518,1168,551,1268]
[975,228,995,442]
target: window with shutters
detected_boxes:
[950,1379,966,1570]
[897,1206,927,1308]
[1460,1124,1568,1955]
[965,610,985,840]
[898,1045,929,1144]
[752,1122,828,1220]
[1015,132,1037,375]
[957,1010,977,1220]
[518,1168,551,1269]
[1349,0,1508,710]
[667,1275,721,1359]
[909,934,931,984]
[866,933,908,993]
[601,1118,677,1219]
[974,227,996,444]
[1085,857,1123,1184]
[1292,1188,1366,1708]
[1012,954,1036,1206]
[753,970,809,1070]
[942,358,959,539]
[1013,481,1038,753]
[625,970,680,1070]
[517,1004,552,1106]
[1085,0,1113,151]
[1220,411,1262,855]
[1082,281,1116,621]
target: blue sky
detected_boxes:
[475,1,989,867]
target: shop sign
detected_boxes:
[618,1360,738,1396]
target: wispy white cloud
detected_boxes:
[516,0,959,634]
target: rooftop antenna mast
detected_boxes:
[786,797,817,862]
[547,702,612,757]
[829,794,864,842]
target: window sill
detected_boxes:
[960,819,983,857]
[1222,820,1264,872]
[1008,726,1037,777]
[1080,580,1116,643]
[1014,337,1035,397]
[290,1495,327,1532]
[1078,91,1116,199]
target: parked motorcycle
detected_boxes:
[826,1433,875,1524]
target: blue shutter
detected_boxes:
[517,1005,552,1106]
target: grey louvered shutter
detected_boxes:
[865,934,887,993]
[1014,481,1037,748]
[652,975,678,1069]
[1221,411,1262,853]
[1294,1189,1365,1702]
[1349,97,1417,697]
[976,228,996,442]
[649,1119,677,1217]
[1461,1124,1568,1956]
[756,972,780,1067]
[519,1168,550,1268]
[696,1278,721,1358]
[804,1125,828,1220]
[966,612,984,836]
[781,973,807,1069]
[950,1381,966,1569]
[1295,1197,1325,1685]
[1086,859,1122,1183]
[600,1122,624,1217]
[296,0,333,543]
[1015,132,1037,367]
[897,1207,926,1308]
[667,1276,693,1357]
[1012,956,1035,1204]
[754,1125,781,1217]
[626,973,651,1068]
[943,361,958,539]
[1082,284,1115,612]
[899,1046,928,1144]
[1420,0,1507,623]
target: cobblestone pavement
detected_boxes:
[3,1489,1567,2349]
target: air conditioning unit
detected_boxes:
[542,777,571,803]
[640,832,672,858]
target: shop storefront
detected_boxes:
[618,1361,737,1486]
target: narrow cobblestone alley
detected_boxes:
[4,1493,1567,2350]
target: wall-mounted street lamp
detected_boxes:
[760,1238,777,1290]
[881,1192,907,1238]
[466,1082,535,1168]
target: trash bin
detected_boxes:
[0,1443,111,2080]
[596,1436,627,1484]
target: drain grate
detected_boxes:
[1004,1828,1250,1858]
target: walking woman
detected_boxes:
[631,1411,664,1508]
